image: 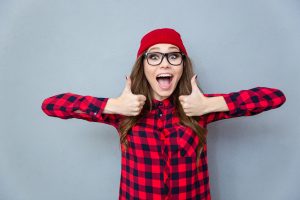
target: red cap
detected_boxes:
[136,28,188,59]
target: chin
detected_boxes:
[153,88,175,100]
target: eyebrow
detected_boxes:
[148,46,179,52]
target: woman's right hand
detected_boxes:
[104,76,146,116]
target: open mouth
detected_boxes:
[156,73,173,90]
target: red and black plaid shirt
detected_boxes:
[41,87,286,200]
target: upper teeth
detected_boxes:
[157,73,172,78]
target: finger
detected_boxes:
[183,109,191,116]
[138,105,144,110]
[137,95,146,102]
[138,101,145,107]
[180,100,188,109]
[133,106,141,112]
[183,109,190,116]
[179,95,186,102]
[132,111,140,116]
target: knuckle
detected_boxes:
[140,96,146,102]
[130,112,136,116]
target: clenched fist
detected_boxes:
[178,75,211,116]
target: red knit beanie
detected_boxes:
[136,28,188,59]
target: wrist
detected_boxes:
[205,96,229,113]
[103,98,120,114]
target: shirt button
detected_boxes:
[93,112,97,115]
[158,109,163,117]
[164,183,169,194]
[180,149,186,157]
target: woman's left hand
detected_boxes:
[178,75,211,116]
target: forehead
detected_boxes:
[147,43,180,52]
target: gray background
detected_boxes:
[0,0,298,199]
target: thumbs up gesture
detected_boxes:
[179,75,210,116]
[115,76,146,116]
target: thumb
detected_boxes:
[191,74,199,93]
[124,75,132,94]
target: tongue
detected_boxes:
[157,78,171,90]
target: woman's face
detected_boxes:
[143,43,183,101]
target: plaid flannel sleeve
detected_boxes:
[202,87,286,125]
[41,92,123,128]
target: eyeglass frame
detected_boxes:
[143,51,185,66]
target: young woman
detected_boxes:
[41,28,286,200]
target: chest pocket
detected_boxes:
[175,125,199,158]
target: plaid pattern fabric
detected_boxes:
[41,87,286,200]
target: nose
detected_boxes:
[160,55,170,67]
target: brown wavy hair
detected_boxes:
[118,54,208,165]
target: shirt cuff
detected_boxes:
[76,95,109,118]
[222,93,241,116]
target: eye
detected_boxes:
[148,53,160,60]
[168,52,180,60]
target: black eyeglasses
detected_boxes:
[143,52,185,66]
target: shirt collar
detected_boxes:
[152,96,174,109]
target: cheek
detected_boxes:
[143,63,150,80]
[144,66,155,82]
[176,67,183,79]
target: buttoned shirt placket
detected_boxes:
[156,101,171,199]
